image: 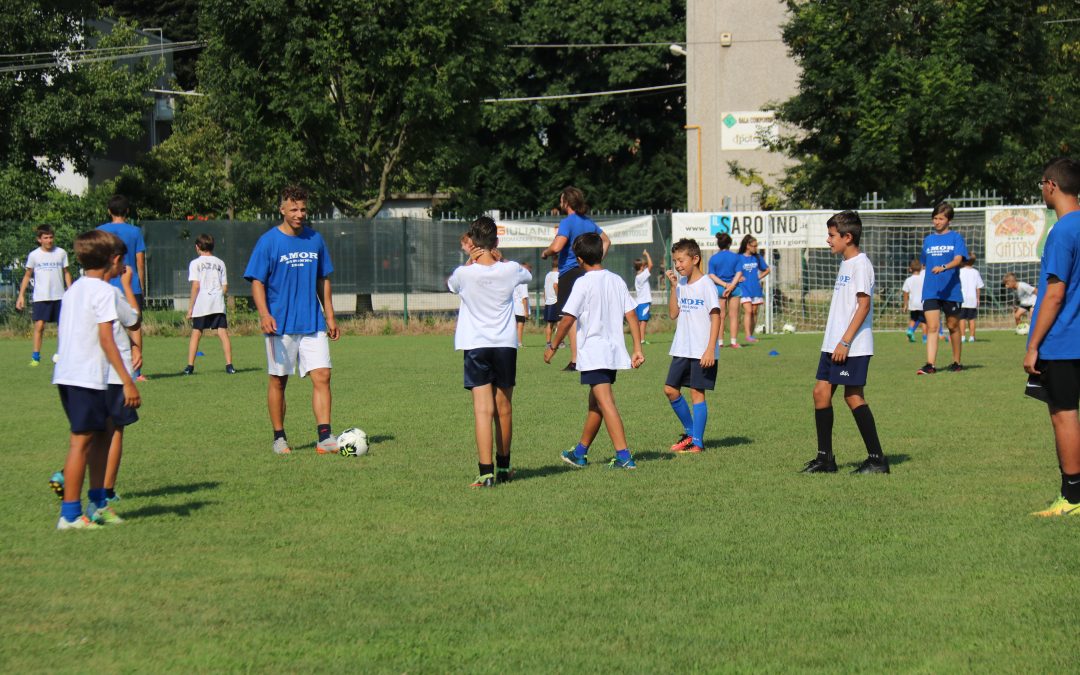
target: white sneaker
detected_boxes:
[272,437,292,455]
[56,515,101,530]
[315,437,339,455]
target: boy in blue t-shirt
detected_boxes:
[707,232,744,348]
[916,202,968,375]
[97,195,148,380]
[244,186,340,456]
[1025,158,1080,516]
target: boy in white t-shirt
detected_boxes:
[448,217,532,488]
[542,259,559,349]
[51,230,141,530]
[663,239,721,454]
[184,234,235,374]
[633,249,653,343]
[1003,272,1037,326]
[512,262,531,348]
[545,233,645,469]
[901,260,926,343]
[801,211,888,475]
[16,225,72,366]
[958,257,985,342]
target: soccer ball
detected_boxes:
[337,428,369,456]
[1016,323,1030,336]
[782,323,796,334]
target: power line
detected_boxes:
[483,82,684,103]
[0,43,204,74]
[0,41,202,61]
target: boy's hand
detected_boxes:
[665,269,678,284]
[121,265,134,289]
[544,346,555,364]
[326,316,340,340]
[631,350,645,368]
[185,308,193,320]
[259,313,278,335]
[1024,347,1040,375]
[131,345,143,372]
[491,247,503,262]
[15,296,24,311]
[832,343,849,363]
[123,381,141,409]
[699,348,715,368]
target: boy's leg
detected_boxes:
[545,321,552,346]
[664,384,694,440]
[579,387,604,448]
[843,386,887,469]
[946,314,962,364]
[924,309,941,367]
[32,320,46,357]
[805,380,838,471]
[217,327,234,365]
[268,374,288,431]
[62,432,95,503]
[591,383,629,452]
[131,326,145,378]
[493,386,513,474]
[970,319,977,341]
[569,328,578,365]
[470,383,495,466]
[187,328,202,367]
[104,424,124,492]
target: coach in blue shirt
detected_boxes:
[97,194,147,379]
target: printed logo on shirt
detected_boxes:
[926,244,955,256]
[196,261,224,273]
[278,251,319,267]
[679,297,707,310]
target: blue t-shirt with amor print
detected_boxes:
[244,226,333,334]
[920,230,968,302]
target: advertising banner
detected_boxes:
[720,111,777,151]
[984,207,1054,263]
[672,211,831,250]
[496,215,653,249]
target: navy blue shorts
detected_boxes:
[515,315,527,324]
[463,347,517,390]
[815,352,871,387]
[909,310,924,323]
[958,308,978,320]
[543,304,560,323]
[581,369,617,386]
[58,384,110,433]
[107,383,139,427]
[665,356,717,391]
[193,313,228,330]
[923,298,961,316]
[32,300,61,323]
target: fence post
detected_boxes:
[402,217,409,325]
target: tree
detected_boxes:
[0,2,157,220]
[455,0,686,213]
[102,0,201,89]
[197,0,509,217]
[775,0,1047,208]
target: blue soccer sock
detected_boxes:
[692,402,708,448]
[88,488,107,509]
[60,500,82,522]
[32,351,41,362]
[573,442,589,458]
[616,449,632,461]
[669,396,694,436]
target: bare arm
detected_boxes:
[831,293,871,363]
[600,231,611,259]
[64,269,73,288]
[933,255,964,274]
[186,281,200,320]
[701,310,721,367]
[624,309,644,367]
[643,250,653,270]
[541,235,568,260]
[251,279,276,334]
[319,276,339,340]
[136,251,147,295]
[15,268,32,311]
[1025,278,1064,375]
[99,322,140,408]
[544,314,576,363]
[667,269,680,320]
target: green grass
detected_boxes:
[2,329,1078,672]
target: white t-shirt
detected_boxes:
[448,261,532,350]
[634,269,651,305]
[513,283,528,317]
[543,270,559,306]
[1016,281,1036,308]
[669,275,721,359]
[821,253,874,357]
[188,255,228,317]
[52,276,120,390]
[108,287,140,385]
[562,269,637,371]
[959,267,985,309]
[902,271,924,311]
[26,247,68,302]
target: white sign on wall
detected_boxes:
[495,215,653,249]
[720,111,777,150]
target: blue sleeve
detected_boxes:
[135,229,147,254]
[244,236,270,282]
[556,218,571,239]
[707,255,719,277]
[919,237,928,265]
[954,232,968,259]
[760,257,769,272]
[1042,230,1075,283]
[317,234,334,277]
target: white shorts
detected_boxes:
[265,332,331,377]
[740,296,764,305]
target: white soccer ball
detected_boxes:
[52,354,60,363]
[782,323,796,334]
[337,427,369,457]
[1016,323,1030,336]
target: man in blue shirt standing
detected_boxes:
[244,185,340,456]
[541,187,610,371]
[1026,158,1080,516]
[98,195,148,380]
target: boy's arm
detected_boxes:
[251,280,277,334]
[701,309,721,367]
[933,255,963,274]
[1025,278,1065,375]
[99,322,140,408]
[544,314,576,363]
[902,290,910,308]
[136,251,147,295]
[186,280,200,320]
[319,276,339,340]
[121,266,142,332]
[643,250,653,270]
[667,270,680,320]
[831,293,871,363]
[64,269,73,288]
[15,267,32,311]
[624,309,644,368]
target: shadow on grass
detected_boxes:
[704,436,753,450]
[841,453,911,469]
[369,434,394,444]
[146,366,262,380]
[512,464,575,482]
[122,499,217,520]
[124,481,220,498]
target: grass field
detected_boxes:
[3,328,1079,672]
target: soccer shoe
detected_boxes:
[800,456,838,473]
[49,470,65,498]
[729,343,742,349]
[906,328,915,342]
[272,438,292,455]
[947,362,964,373]
[852,456,890,474]
[315,437,340,455]
[225,364,237,374]
[675,445,703,455]
[88,502,124,525]
[496,468,514,484]
[916,363,937,375]
[470,474,496,488]
[641,339,651,345]
[670,434,694,452]
[560,450,588,468]
[562,361,577,372]
[56,515,101,531]
[28,359,40,367]
[745,336,758,343]
[182,365,194,375]
[1031,496,1080,517]
[607,456,637,469]
[135,374,149,382]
